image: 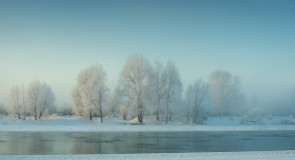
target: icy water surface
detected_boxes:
[0,131,294,154]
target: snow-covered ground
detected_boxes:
[0,115,294,132]
[1,150,295,160]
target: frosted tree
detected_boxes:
[209,70,243,116]
[21,84,26,119]
[185,84,193,122]
[162,61,182,124]
[149,61,165,121]
[39,84,55,118]
[114,85,132,120]
[72,86,84,116]
[188,80,209,124]
[27,80,55,120]
[9,85,25,119]
[72,64,109,122]
[119,54,151,123]
[119,104,129,120]
[27,80,41,120]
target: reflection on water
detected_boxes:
[0,131,294,154]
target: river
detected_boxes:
[0,131,294,154]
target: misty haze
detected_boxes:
[0,0,295,160]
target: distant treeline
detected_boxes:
[3,54,295,123]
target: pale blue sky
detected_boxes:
[1,0,295,105]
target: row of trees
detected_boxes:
[8,80,56,120]
[72,55,183,123]
[6,54,244,123]
[72,54,243,124]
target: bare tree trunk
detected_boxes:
[39,111,42,119]
[137,96,143,123]
[138,100,143,124]
[23,107,26,120]
[34,105,37,120]
[187,98,190,123]
[138,108,143,123]
[90,111,92,120]
[156,110,159,121]
[195,103,201,124]
[192,109,197,124]
[192,102,201,124]
[123,113,127,120]
[156,98,160,121]
[139,113,143,123]
[99,95,103,123]
[193,102,197,124]
[100,107,103,123]
[140,109,143,123]
[165,99,169,124]
[22,84,25,120]
[39,111,43,119]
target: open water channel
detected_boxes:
[0,131,294,154]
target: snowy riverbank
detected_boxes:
[0,115,294,132]
[1,150,295,160]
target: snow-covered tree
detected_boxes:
[114,85,132,120]
[119,54,151,123]
[27,80,41,120]
[209,70,243,116]
[149,61,165,121]
[119,104,128,120]
[187,80,209,124]
[72,64,109,122]
[72,87,84,116]
[39,84,56,118]
[185,84,193,122]
[21,84,26,119]
[8,85,25,119]
[162,61,182,124]
[27,80,55,120]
